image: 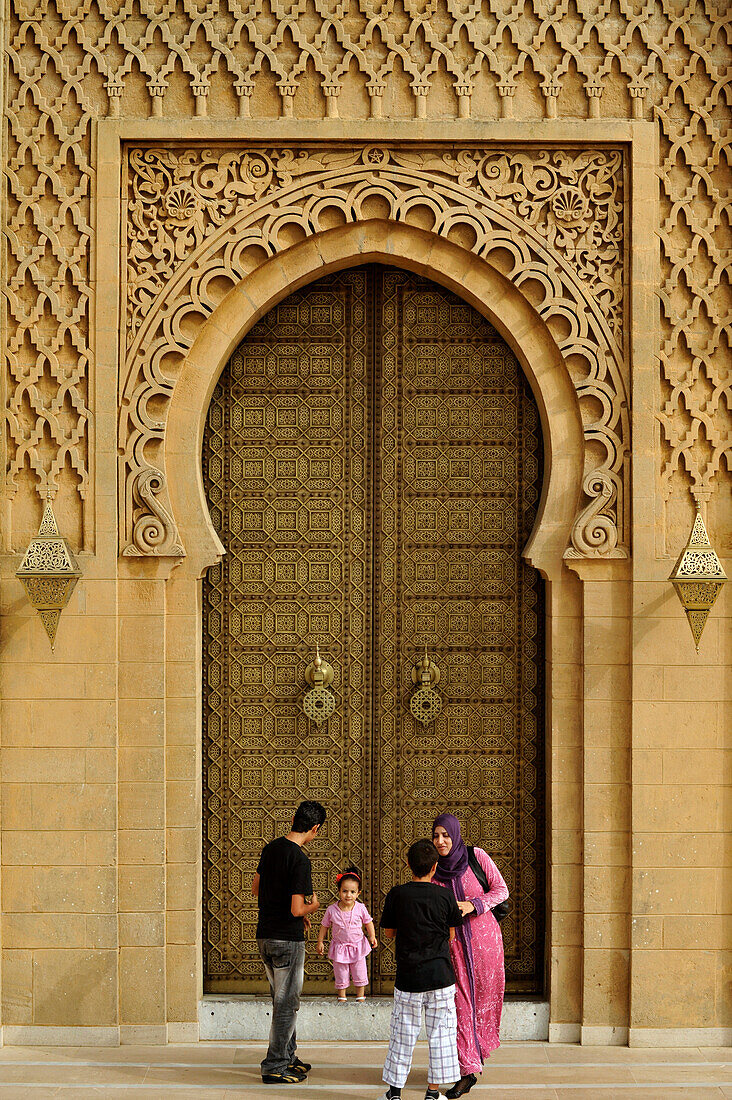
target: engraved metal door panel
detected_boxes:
[203,266,544,994]
[203,270,373,991]
[371,270,543,992]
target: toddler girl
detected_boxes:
[316,866,377,1001]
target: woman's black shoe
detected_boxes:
[446,1074,477,1098]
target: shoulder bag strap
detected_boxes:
[466,845,490,893]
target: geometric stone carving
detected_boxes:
[121,144,630,560]
[4,1,728,550]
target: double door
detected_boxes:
[202,265,544,993]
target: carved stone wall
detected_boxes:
[120,143,628,560]
[3,0,730,552]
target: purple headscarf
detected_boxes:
[431,812,470,886]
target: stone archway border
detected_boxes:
[166,223,583,580]
[117,137,630,563]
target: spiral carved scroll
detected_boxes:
[126,468,184,557]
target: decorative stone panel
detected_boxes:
[119,143,629,560]
[3,1,729,551]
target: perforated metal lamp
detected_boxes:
[669,508,727,651]
[16,495,82,650]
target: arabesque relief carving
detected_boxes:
[121,143,629,560]
[4,0,729,551]
[126,146,624,342]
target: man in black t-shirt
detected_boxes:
[377,839,462,1100]
[253,800,326,1085]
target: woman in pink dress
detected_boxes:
[432,812,509,1098]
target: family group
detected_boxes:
[253,801,509,1098]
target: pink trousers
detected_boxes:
[332,957,368,989]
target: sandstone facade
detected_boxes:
[0,0,729,1046]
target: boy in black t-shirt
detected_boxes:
[253,800,326,1085]
[377,839,463,1100]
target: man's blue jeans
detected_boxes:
[257,938,306,1075]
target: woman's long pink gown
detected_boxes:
[443,848,509,1075]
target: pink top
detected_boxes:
[320,900,373,963]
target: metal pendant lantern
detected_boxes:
[16,496,82,650]
[669,508,727,651]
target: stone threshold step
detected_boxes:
[200,996,549,1041]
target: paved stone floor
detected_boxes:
[0,1041,729,1098]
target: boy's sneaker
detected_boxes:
[261,1066,308,1084]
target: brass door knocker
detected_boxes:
[303,646,336,726]
[410,650,442,725]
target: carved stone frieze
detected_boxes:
[120,143,629,560]
[126,146,625,342]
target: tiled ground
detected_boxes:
[0,1041,729,1099]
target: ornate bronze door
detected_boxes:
[203,266,544,994]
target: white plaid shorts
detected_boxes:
[382,984,460,1089]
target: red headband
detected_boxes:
[336,871,361,885]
